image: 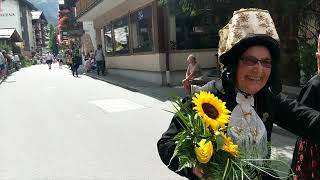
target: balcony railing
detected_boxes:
[76,0,102,18]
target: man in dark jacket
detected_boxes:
[72,50,81,77]
[291,35,320,180]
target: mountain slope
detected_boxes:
[28,0,58,25]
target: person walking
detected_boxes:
[94,44,105,76]
[57,53,64,69]
[45,52,53,70]
[0,50,6,78]
[66,49,73,69]
[72,50,81,77]
[13,54,20,71]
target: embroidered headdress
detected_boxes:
[218,8,282,94]
[218,8,280,66]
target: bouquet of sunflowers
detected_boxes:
[170,91,294,180]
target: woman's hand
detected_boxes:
[192,166,204,179]
[182,79,191,93]
[316,35,320,75]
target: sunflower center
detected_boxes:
[202,103,219,119]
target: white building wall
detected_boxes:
[26,10,34,51]
[83,21,97,50]
[0,0,22,37]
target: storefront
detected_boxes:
[77,0,229,85]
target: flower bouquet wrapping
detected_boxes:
[169,91,294,179]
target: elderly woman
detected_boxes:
[182,54,203,93]
[157,8,320,179]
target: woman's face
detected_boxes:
[236,46,272,95]
[187,56,196,64]
[187,56,193,64]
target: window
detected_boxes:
[113,16,130,55]
[173,10,228,50]
[130,6,153,53]
[104,24,113,55]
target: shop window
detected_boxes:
[113,16,130,55]
[104,24,113,55]
[174,12,225,50]
[130,6,153,53]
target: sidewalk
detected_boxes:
[83,70,301,99]
[83,70,300,138]
[83,71,186,101]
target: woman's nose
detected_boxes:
[252,61,264,73]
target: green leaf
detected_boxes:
[216,134,224,151]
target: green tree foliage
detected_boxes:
[48,24,59,55]
[298,41,317,82]
[0,44,12,54]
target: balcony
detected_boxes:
[76,0,102,18]
[76,0,126,21]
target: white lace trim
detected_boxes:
[228,93,268,159]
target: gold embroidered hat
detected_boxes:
[218,8,280,65]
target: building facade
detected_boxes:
[31,11,48,55]
[58,0,83,50]
[76,0,231,86]
[0,0,37,55]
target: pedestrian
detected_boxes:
[57,53,64,69]
[94,44,105,76]
[182,54,203,93]
[290,35,320,180]
[157,8,320,180]
[72,50,81,77]
[0,50,6,78]
[66,50,73,69]
[46,52,53,70]
[13,54,20,71]
[2,50,10,75]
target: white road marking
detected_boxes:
[91,98,146,113]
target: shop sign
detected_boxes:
[0,13,15,17]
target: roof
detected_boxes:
[31,11,48,23]
[31,11,42,20]
[20,0,38,11]
[0,28,23,42]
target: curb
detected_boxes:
[0,77,5,85]
[272,125,297,139]
[0,69,14,85]
[84,72,302,98]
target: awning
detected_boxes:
[0,28,23,42]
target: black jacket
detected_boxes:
[157,80,320,179]
[291,75,320,173]
[297,75,320,111]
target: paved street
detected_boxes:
[0,64,184,180]
[0,64,297,179]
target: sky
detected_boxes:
[28,0,59,25]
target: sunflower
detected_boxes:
[192,91,231,131]
[223,135,240,157]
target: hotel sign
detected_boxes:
[0,0,15,16]
[0,13,15,17]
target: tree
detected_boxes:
[48,24,59,55]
